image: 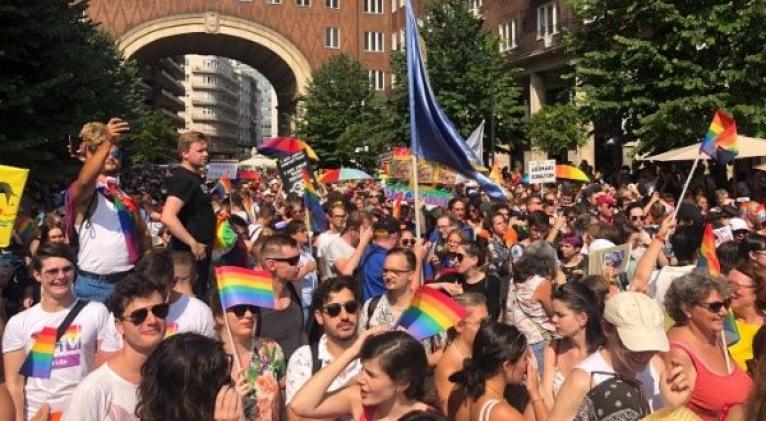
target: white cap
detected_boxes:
[604,292,669,352]
[730,217,749,232]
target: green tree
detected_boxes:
[569,0,766,154]
[121,110,179,166]
[294,54,396,169]
[0,0,144,178]
[388,0,526,158]
[526,103,588,158]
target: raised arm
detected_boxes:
[630,216,674,293]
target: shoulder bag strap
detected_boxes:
[56,299,89,343]
[310,341,322,375]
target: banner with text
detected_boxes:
[384,183,452,208]
[206,160,239,181]
[528,160,556,184]
[278,150,309,197]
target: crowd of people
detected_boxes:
[2,117,766,421]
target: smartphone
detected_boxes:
[65,134,82,153]
[126,119,143,133]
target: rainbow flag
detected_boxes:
[19,326,57,378]
[697,223,720,277]
[302,168,328,232]
[215,266,276,310]
[392,192,404,219]
[396,286,468,340]
[723,311,740,346]
[700,110,738,164]
[13,215,36,247]
[214,212,237,254]
[555,165,590,182]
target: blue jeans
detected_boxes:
[74,272,120,304]
[530,340,546,375]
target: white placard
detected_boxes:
[713,225,734,247]
[206,160,239,180]
[528,160,556,184]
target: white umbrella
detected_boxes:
[642,135,766,161]
[238,154,277,169]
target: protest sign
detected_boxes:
[278,150,308,197]
[528,160,556,184]
[206,160,238,180]
[713,225,734,247]
[0,165,30,247]
[588,243,632,277]
[384,183,452,208]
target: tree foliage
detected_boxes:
[121,110,179,166]
[389,0,526,157]
[294,53,396,169]
[526,103,588,156]
[569,0,766,154]
[0,0,144,178]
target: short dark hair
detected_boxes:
[310,276,358,311]
[448,198,465,210]
[170,251,197,275]
[108,273,165,318]
[260,234,298,259]
[285,219,308,236]
[32,242,75,271]
[386,248,416,271]
[461,241,486,267]
[135,249,174,292]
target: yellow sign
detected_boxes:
[0,165,30,247]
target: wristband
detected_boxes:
[654,233,666,243]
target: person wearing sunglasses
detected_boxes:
[209,288,285,421]
[3,242,110,421]
[258,235,305,361]
[285,277,361,413]
[63,273,167,421]
[455,242,501,322]
[68,118,150,304]
[665,272,752,420]
[594,194,616,226]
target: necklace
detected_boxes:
[485,383,505,398]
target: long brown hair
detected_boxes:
[745,326,766,420]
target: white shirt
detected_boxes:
[649,265,695,309]
[321,237,355,279]
[100,294,215,352]
[61,363,138,421]
[77,192,133,274]
[284,334,361,404]
[316,231,341,280]
[2,300,110,420]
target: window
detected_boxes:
[369,70,385,91]
[364,32,385,52]
[498,20,517,51]
[265,0,281,4]
[364,0,383,14]
[325,0,339,8]
[296,0,310,6]
[537,2,558,40]
[391,32,398,51]
[470,0,482,16]
[325,27,340,48]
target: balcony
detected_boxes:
[191,110,239,126]
[191,61,235,80]
[506,14,574,65]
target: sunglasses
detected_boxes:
[322,300,359,317]
[120,303,169,324]
[109,150,123,160]
[454,253,466,262]
[631,215,646,221]
[697,299,732,314]
[228,304,259,318]
[401,239,416,247]
[265,255,301,266]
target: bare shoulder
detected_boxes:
[491,401,525,421]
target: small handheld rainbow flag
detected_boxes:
[214,212,238,252]
[555,165,590,183]
[723,311,740,346]
[215,266,276,310]
[213,175,233,196]
[396,286,468,340]
[19,326,58,378]
[700,110,738,164]
[302,168,328,232]
[697,223,720,277]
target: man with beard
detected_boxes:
[62,273,167,420]
[285,277,361,420]
[67,119,149,303]
[161,132,215,297]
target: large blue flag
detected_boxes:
[405,0,508,201]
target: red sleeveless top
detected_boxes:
[669,341,752,421]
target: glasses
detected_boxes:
[228,304,259,318]
[382,267,412,276]
[43,265,74,278]
[109,150,123,160]
[630,215,646,221]
[332,214,347,219]
[401,239,416,247]
[454,253,466,262]
[697,299,732,314]
[265,255,301,266]
[120,303,169,324]
[437,224,453,230]
[729,282,757,292]
[322,300,359,317]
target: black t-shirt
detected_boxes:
[259,296,304,361]
[462,273,502,321]
[165,166,215,246]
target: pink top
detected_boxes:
[669,341,752,421]
[359,406,375,421]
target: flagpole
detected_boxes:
[221,300,244,373]
[721,330,732,374]
[671,154,702,221]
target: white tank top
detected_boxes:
[77,192,133,274]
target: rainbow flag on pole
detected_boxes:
[215,266,276,310]
[555,164,590,183]
[302,168,328,232]
[700,110,738,164]
[214,212,237,253]
[396,286,468,340]
[19,326,58,378]
[697,223,721,277]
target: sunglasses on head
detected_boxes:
[228,304,259,318]
[697,299,731,314]
[266,255,301,266]
[401,239,416,247]
[322,300,359,317]
[120,303,169,324]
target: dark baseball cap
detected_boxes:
[373,216,400,234]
